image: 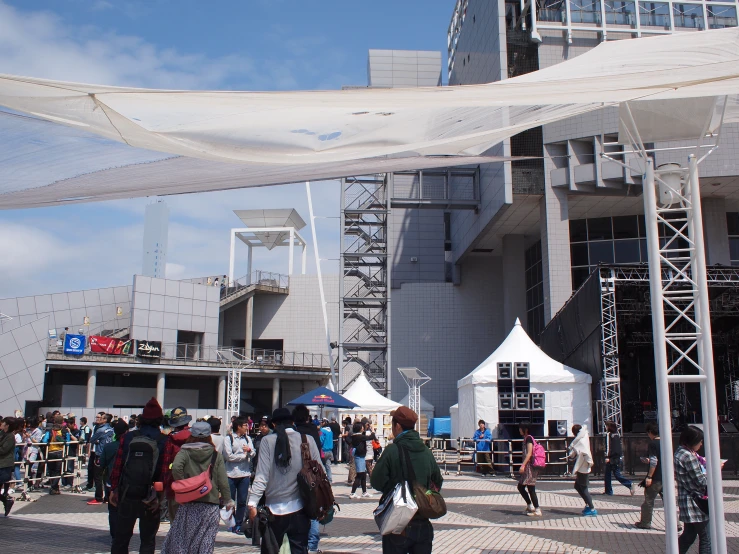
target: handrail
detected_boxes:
[48,341,329,370]
[220,270,290,304]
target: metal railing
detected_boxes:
[48,341,330,370]
[426,437,572,477]
[6,439,87,501]
[220,270,290,304]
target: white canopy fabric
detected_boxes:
[0,29,739,209]
[458,318,592,387]
[342,373,402,413]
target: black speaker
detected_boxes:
[631,423,647,433]
[733,400,739,422]
[720,422,738,433]
[548,420,567,436]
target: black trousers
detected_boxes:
[108,502,118,540]
[94,463,104,501]
[679,520,711,554]
[47,451,64,491]
[87,452,96,488]
[381,519,434,554]
[264,510,310,554]
[111,498,161,554]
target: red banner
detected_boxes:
[90,335,132,355]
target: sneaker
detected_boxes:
[87,499,104,505]
[231,526,242,535]
[4,498,14,517]
[523,505,534,515]
[349,493,357,499]
[6,489,14,495]
[600,491,614,496]
[581,507,589,515]
[61,485,72,491]
[629,485,636,496]
[49,489,61,496]
[527,508,543,517]
[634,521,652,529]
[361,492,372,498]
[583,507,598,517]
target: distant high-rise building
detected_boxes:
[142,200,169,278]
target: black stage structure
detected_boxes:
[540,263,739,434]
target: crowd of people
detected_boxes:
[0,405,721,554]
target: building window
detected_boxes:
[708,4,738,28]
[727,212,739,265]
[525,241,545,342]
[569,214,649,289]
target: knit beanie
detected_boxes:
[142,397,163,420]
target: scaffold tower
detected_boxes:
[598,267,622,432]
[339,175,391,394]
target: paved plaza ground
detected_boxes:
[2,465,738,553]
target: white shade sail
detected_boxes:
[342,373,402,413]
[1,28,739,209]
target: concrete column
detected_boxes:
[156,372,166,407]
[540,188,572,322]
[701,197,730,265]
[86,369,96,408]
[272,377,280,411]
[502,234,527,330]
[217,375,227,410]
[245,295,254,354]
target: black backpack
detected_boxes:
[120,431,160,501]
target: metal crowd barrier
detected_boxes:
[427,437,573,477]
[8,439,87,501]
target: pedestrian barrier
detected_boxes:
[8,439,87,502]
[427,437,573,477]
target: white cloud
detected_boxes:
[165,262,186,279]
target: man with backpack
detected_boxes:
[247,407,323,554]
[160,406,192,522]
[99,419,129,544]
[109,397,168,554]
[371,406,443,554]
[89,413,115,505]
[223,416,254,534]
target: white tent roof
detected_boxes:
[399,393,434,412]
[342,373,402,413]
[458,319,592,387]
[0,29,738,209]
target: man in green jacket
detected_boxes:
[370,406,442,554]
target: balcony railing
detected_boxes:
[47,341,330,371]
[220,270,290,305]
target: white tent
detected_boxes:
[399,393,435,422]
[343,373,402,413]
[457,319,592,438]
[0,29,739,209]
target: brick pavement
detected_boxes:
[1,466,737,553]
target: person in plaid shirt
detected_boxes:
[674,425,709,554]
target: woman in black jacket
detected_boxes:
[349,423,376,498]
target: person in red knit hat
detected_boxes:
[109,397,168,554]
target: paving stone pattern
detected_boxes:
[2,466,738,553]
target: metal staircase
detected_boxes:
[339,175,390,394]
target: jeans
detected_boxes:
[111,497,160,554]
[308,518,320,550]
[332,440,339,464]
[322,451,333,481]
[228,475,250,528]
[639,480,663,525]
[381,518,434,554]
[679,520,711,554]
[604,458,632,494]
[264,509,310,554]
[574,472,594,510]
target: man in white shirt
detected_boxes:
[224,416,254,534]
[207,417,225,453]
[247,408,322,553]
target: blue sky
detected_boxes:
[0,0,454,297]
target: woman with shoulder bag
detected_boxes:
[161,422,234,554]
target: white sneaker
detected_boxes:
[630,485,636,496]
[361,492,372,498]
[527,508,543,517]
[6,489,14,495]
[523,504,534,515]
[349,493,357,499]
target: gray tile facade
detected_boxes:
[0,316,50,415]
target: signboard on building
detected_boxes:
[63,334,86,356]
[90,335,132,355]
[136,340,162,358]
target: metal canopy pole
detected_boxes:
[399,367,431,432]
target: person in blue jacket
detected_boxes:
[473,420,493,475]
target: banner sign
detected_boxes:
[63,334,86,356]
[90,335,132,355]
[136,340,162,358]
